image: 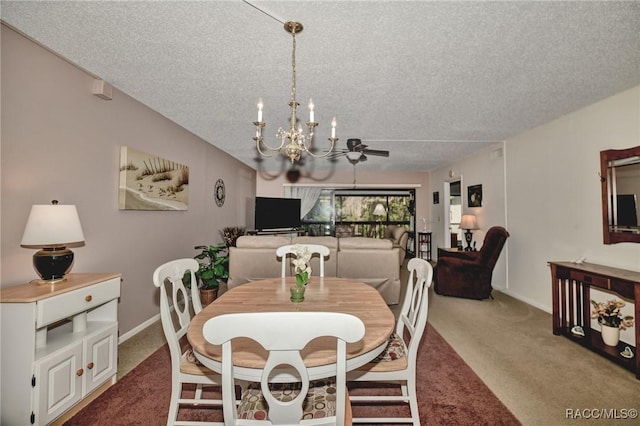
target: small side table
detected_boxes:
[417,231,432,261]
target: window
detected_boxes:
[301,189,415,237]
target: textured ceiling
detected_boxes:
[2,1,639,174]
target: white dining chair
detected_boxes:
[153,258,223,426]
[203,311,365,425]
[276,244,330,277]
[347,258,433,425]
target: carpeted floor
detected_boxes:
[64,324,519,425]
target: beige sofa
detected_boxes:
[383,225,410,265]
[228,235,401,304]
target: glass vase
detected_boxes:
[290,286,305,302]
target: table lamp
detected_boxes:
[21,200,85,284]
[460,214,479,251]
[373,203,386,238]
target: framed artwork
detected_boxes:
[119,146,189,210]
[468,184,483,207]
[433,191,439,204]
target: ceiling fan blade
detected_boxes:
[362,149,389,157]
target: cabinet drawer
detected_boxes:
[36,278,120,328]
[569,270,610,289]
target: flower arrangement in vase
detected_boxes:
[292,244,312,287]
[591,299,635,346]
[290,244,312,301]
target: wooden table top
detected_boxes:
[0,273,122,303]
[187,277,395,376]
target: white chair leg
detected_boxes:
[168,382,180,425]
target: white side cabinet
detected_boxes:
[1,273,121,425]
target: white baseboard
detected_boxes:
[118,313,160,344]
[498,288,551,314]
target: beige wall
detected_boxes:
[430,142,508,288]
[430,86,640,331]
[0,25,256,336]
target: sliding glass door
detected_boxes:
[301,189,415,238]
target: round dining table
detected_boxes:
[187,277,395,381]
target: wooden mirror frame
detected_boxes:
[600,145,640,244]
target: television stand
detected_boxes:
[247,228,307,236]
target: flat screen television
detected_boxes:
[254,197,301,231]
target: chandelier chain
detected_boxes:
[291,31,296,102]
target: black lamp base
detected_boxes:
[33,247,74,284]
[464,230,474,251]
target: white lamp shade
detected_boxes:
[460,214,479,230]
[346,151,362,161]
[373,203,387,216]
[21,204,85,247]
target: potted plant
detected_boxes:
[590,298,634,346]
[220,226,245,247]
[193,243,229,306]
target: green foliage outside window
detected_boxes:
[302,190,414,237]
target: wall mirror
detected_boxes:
[600,145,640,244]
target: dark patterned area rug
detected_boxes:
[65,324,519,425]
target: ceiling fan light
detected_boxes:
[346,151,362,161]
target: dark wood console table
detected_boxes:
[549,261,640,379]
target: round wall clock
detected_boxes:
[214,179,225,207]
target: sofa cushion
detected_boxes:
[339,237,393,250]
[390,226,407,241]
[292,236,338,249]
[236,235,291,248]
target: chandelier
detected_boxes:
[253,21,337,163]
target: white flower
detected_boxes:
[292,245,312,279]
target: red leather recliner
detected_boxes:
[434,226,509,300]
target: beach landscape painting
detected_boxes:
[119,146,189,210]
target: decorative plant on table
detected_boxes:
[590,299,634,346]
[193,243,229,305]
[290,244,312,302]
[292,244,312,287]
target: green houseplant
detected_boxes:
[193,243,229,305]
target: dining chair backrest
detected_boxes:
[153,258,203,356]
[276,244,331,278]
[153,258,224,425]
[204,311,365,425]
[399,258,434,363]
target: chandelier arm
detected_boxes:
[256,137,286,156]
[304,137,338,159]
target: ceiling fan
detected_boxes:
[329,138,390,164]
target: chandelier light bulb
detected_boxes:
[257,98,263,122]
[309,99,314,122]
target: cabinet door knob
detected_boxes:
[87,362,94,370]
[85,295,93,302]
[76,369,84,377]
